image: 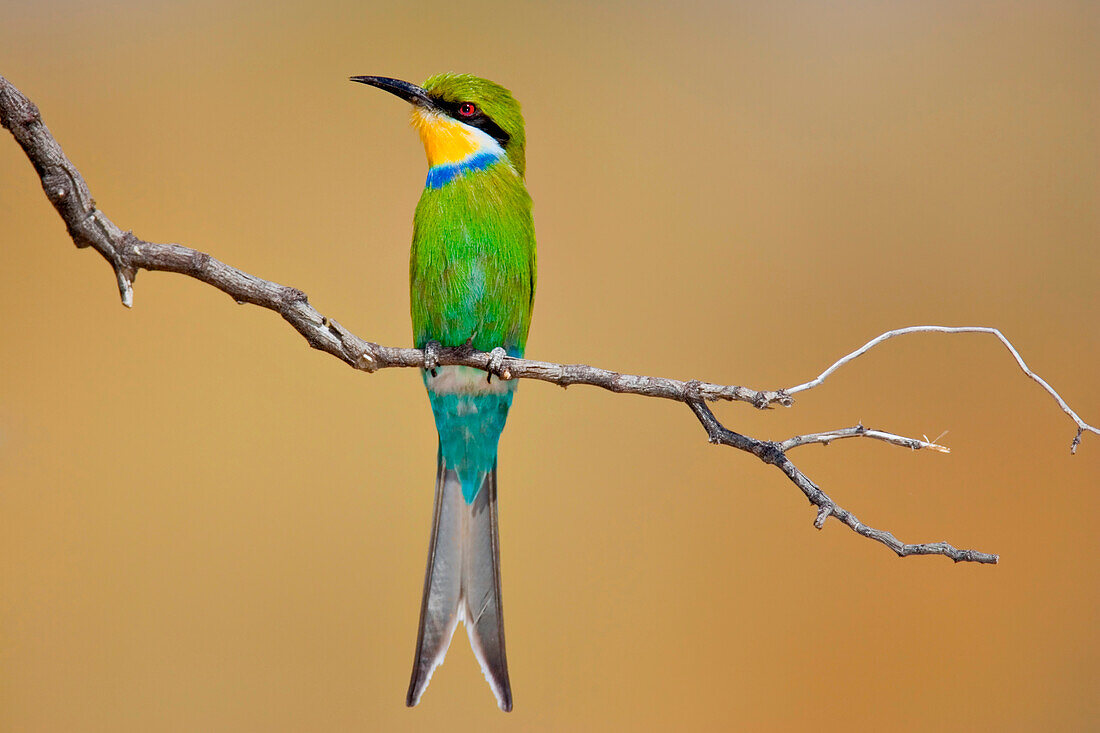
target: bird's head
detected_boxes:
[351,73,527,178]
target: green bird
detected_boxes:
[350,73,535,711]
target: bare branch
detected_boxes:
[783,325,1098,453]
[688,403,996,563]
[6,73,1091,566]
[779,426,950,453]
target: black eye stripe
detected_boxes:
[433,98,511,148]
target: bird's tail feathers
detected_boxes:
[406,455,511,711]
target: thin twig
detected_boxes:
[784,325,1098,453]
[778,425,950,453]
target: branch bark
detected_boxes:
[5,74,1095,564]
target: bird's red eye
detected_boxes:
[458,102,477,117]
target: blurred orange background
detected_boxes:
[2,2,1098,731]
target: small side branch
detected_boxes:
[688,402,997,563]
[779,426,950,453]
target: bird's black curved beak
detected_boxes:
[350,76,436,109]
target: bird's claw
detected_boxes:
[486,347,511,383]
[423,340,441,378]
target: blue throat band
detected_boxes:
[426,151,501,189]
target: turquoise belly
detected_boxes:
[425,369,517,503]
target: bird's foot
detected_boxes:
[423,340,441,378]
[486,347,512,383]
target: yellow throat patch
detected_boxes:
[410,107,491,168]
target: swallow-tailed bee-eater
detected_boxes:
[350,73,535,711]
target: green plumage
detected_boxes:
[410,74,535,355]
[411,160,535,355]
[409,74,535,505]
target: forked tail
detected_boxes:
[406,453,511,711]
